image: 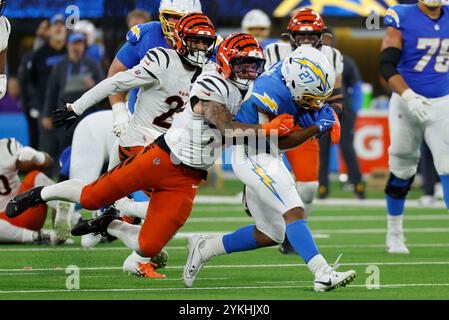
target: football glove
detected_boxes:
[315,105,336,133]
[260,113,295,136]
[402,89,430,123]
[53,104,79,129]
[112,102,130,138]
[297,109,318,129]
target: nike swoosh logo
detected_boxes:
[192,185,199,189]
[315,279,332,286]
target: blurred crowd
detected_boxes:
[0,7,441,202]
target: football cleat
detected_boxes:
[71,206,119,236]
[386,232,410,254]
[54,201,74,241]
[123,260,166,279]
[81,233,102,249]
[314,254,356,292]
[33,229,64,245]
[278,239,296,255]
[183,234,207,288]
[150,249,169,269]
[6,186,45,218]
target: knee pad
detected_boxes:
[385,173,415,199]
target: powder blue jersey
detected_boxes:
[384,4,449,98]
[116,22,169,113]
[235,62,300,124]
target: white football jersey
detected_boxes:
[71,47,201,148]
[0,138,22,211]
[165,66,243,169]
[0,16,11,52]
[264,42,343,76]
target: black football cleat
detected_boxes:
[71,206,120,236]
[278,238,297,255]
[6,186,45,218]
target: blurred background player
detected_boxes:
[263,8,344,219]
[185,45,356,292]
[318,28,365,199]
[126,9,151,30]
[0,138,60,244]
[381,0,449,254]
[73,20,105,64]
[107,0,202,137]
[241,9,275,49]
[0,0,10,101]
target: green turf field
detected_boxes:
[1,190,449,300]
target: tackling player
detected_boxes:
[0,138,59,244]
[107,0,202,137]
[5,33,294,280]
[381,0,449,254]
[0,0,10,100]
[184,46,356,292]
[262,8,344,219]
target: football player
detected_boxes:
[0,138,60,244]
[51,13,217,277]
[261,8,344,219]
[0,0,10,100]
[107,0,202,136]
[183,46,356,292]
[381,0,449,253]
[241,9,275,49]
[6,33,293,279]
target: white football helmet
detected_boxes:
[281,46,335,109]
[419,0,445,7]
[241,9,271,30]
[74,20,96,45]
[159,0,202,41]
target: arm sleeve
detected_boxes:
[71,55,161,115]
[0,17,11,52]
[43,64,60,117]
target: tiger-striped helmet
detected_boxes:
[216,33,265,90]
[286,8,326,49]
[173,12,216,67]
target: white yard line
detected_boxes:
[1,283,449,294]
[3,261,449,273]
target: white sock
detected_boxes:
[0,219,34,243]
[387,215,403,234]
[41,179,85,203]
[115,197,148,219]
[127,250,149,263]
[107,220,141,252]
[307,254,331,278]
[296,181,318,217]
[199,236,226,261]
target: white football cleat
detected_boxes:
[183,234,207,288]
[123,251,167,278]
[54,201,74,241]
[81,233,102,249]
[386,232,409,254]
[314,254,356,292]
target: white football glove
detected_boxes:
[112,102,130,138]
[401,89,430,123]
[18,146,46,165]
[0,74,7,100]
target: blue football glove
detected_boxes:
[315,105,336,133]
[297,109,318,128]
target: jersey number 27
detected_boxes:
[414,38,449,73]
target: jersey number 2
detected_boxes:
[153,96,185,129]
[414,38,449,73]
[0,175,11,196]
